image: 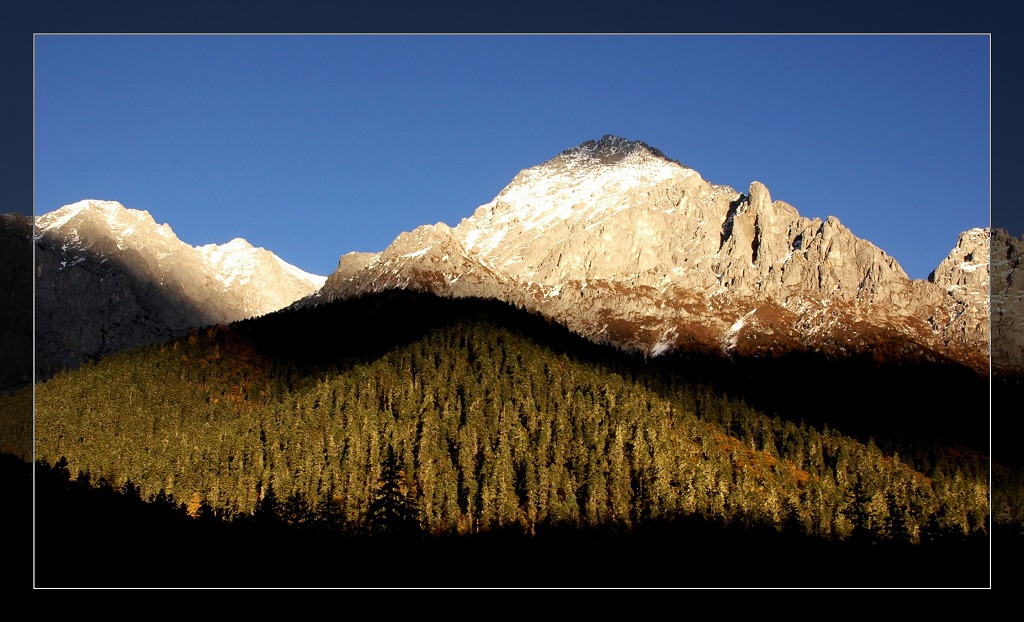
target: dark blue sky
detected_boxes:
[34,34,989,280]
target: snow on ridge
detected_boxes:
[37,199,325,303]
[274,255,328,288]
[458,145,688,256]
[36,200,100,231]
[37,199,170,239]
[222,237,254,250]
[199,237,326,289]
[400,245,432,260]
[198,237,257,258]
[198,238,266,287]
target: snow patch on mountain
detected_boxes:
[199,239,260,288]
[722,309,755,353]
[459,137,690,256]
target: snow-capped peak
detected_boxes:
[198,237,326,290]
[36,199,327,316]
[32,199,332,377]
[223,237,252,250]
[34,199,175,253]
[275,255,329,289]
[457,136,695,255]
[199,237,253,256]
[36,199,132,232]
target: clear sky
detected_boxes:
[34,34,989,281]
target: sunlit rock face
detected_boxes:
[307,135,995,374]
[33,200,326,379]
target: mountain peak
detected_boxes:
[469,135,694,247]
[37,199,129,231]
[34,199,177,255]
[32,200,328,379]
[313,136,994,373]
[35,199,327,298]
[201,237,256,253]
[554,134,679,168]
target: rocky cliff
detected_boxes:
[306,135,996,374]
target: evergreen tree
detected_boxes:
[367,448,420,537]
[253,481,282,526]
[843,474,877,545]
[283,490,313,527]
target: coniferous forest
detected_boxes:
[10,291,1006,587]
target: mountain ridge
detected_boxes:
[303,135,999,375]
[23,137,1013,380]
[31,199,326,380]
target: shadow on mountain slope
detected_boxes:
[0,215,32,395]
[33,231,214,383]
[239,291,990,457]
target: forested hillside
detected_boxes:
[19,292,999,586]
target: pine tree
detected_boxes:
[367,448,420,537]
[283,490,312,527]
[253,481,282,526]
[843,474,876,545]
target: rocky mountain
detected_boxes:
[305,135,998,374]
[33,200,326,380]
